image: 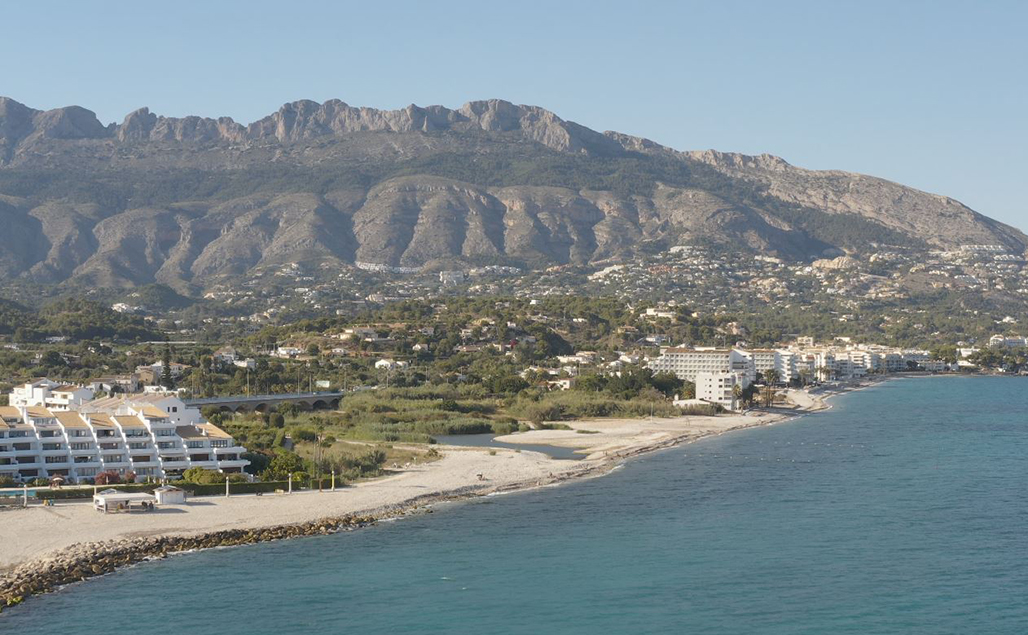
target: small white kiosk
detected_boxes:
[93,489,157,513]
[153,485,187,505]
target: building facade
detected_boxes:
[0,392,248,484]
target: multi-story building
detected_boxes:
[0,393,248,483]
[694,372,741,410]
[648,347,754,383]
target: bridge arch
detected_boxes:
[254,403,269,413]
[312,399,329,410]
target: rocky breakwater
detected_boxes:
[0,514,378,612]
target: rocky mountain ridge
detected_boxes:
[0,96,1024,292]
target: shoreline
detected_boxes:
[0,377,887,612]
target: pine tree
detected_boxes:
[161,342,174,389]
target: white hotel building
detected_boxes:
[647,348,755,384]
[0,383,248,483]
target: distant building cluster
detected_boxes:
[648,342,946,410]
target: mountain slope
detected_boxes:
[0,96,1023,290]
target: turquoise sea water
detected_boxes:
[3,376,1026,634]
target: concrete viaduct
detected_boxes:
[183,391,346,414]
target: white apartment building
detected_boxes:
[0,391,248,484]
[648,348,754,383]
[695,372,741,410]
[9,380,94,411]
[989,334,1028,348]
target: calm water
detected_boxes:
[4,377,1026,634]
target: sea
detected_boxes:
[3,376,1025,634]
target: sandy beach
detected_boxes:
[0,384,854,575]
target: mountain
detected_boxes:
[0,96,1023,291]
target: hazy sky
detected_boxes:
[2,0,1025,231]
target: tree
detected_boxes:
[161,342,174,389]
[650,371,684,398]
[41,351,66,368]
[262,449,305,481]
[182,467,224,484]
[762,369,781,407]
[95,470,121,485]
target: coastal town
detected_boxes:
[2,318,1024,487]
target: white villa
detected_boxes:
[9,379,94,411]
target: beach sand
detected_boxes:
[0,389,837,573]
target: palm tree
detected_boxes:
[762,369,781,407]
[798,367,812,387]
[732,383,743,410]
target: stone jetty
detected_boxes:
[0,513,378,611]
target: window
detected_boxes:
[103,454,124,463]
[128,442,149,450]
[74,456,93,463]
[9,431,26,438]
[45,456,67,464]
[39,430,59,438]
[99,442,119,450]
[211,440,229,448]
[157,441,176,449]
[186,441,205,449]
[155,429,175,437]
[73,430,89,437]
[77,468,98,477]
[70,442,92,451]
[42,443,63,451]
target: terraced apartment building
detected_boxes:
[0,382,249,484]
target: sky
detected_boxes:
[1,0,1025,231]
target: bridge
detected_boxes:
[183,391,346,414]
